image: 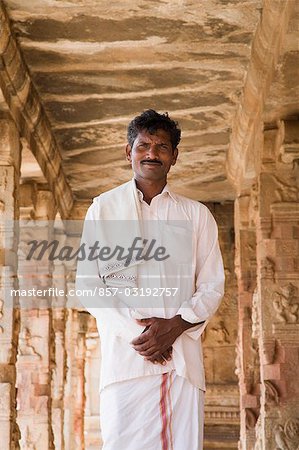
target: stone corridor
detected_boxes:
[0,0,298,449]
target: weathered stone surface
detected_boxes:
[0,2,73,219]
[0,116,21,450]
[2,0,265,202]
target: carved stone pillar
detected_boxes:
[51,259,67,450]
[84,316,101,450]
[16,182,57,449]
[63,308,88,450]
[234,194,259,450]
[255,122,299,449]
[0,115,21,450]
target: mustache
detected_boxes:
[141,159,162,165]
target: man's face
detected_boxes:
[125,129,178,183]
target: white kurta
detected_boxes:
[75,179,225,392]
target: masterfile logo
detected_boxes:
[3,219,193,310]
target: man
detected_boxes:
[76,109,225,449]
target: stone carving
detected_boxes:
[0,297,4,333]
[246,408,257,429]
[217,292,234,315]
[23,426,37,450]
[264,380,279,405]
[0,383,11,419]
[235,336,241,378]
[274,418,299,450]
[273,175,299,203]
[209,320,230,344]
[275,425,291,450]
[0,168,8,190]
[262,339,277,365]
[12,422,21,447]
[0,297,4,334]
[285,418,299,443]
[19,327,41,359]
[273,284,298,324]
[248,339,260,391]
[252,289,260,339]
[249,183,259,226]
[261,257,275,281]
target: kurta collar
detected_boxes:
[131,178,178,204]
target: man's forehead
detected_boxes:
[135,129,171,143]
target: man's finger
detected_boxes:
[132,340,155,352]
[138,346,157,357]
[162,348,173,361]
[135,318,153,326]
[130,329,151,345]
[152,356,166,365]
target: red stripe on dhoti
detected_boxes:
[167,372,174,450]
[159,373,169,450]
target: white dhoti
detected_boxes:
[100,371,204,450]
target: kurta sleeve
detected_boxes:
[75,201,144,342]
[177,205,225,340]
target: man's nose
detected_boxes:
[146,144,159,159]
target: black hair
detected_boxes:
[127,109,181,150]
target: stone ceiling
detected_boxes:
[2,0,297,205]
[2,0,264,203]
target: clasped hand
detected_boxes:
[130,316,183,366]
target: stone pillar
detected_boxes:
[61,203,88,450]
[51,260,67,450]
[16,182,57,449]
[63,308,88,450]
[233,195,259,450]
[0,115,21,450]
[84,316,101,450]
[254,121,299,449]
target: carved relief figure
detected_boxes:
[261,257,275,281]
[272,284,298,324]
[274,418,299,450]
[285,418,299,446]
[275,425,290,450]
[273,175,299,203]
[19,327,41,358]
[210,320,230,344]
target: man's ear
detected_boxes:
[171,147,178,166]
[125,144,132,162]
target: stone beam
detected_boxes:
[226,0,294,193]
[0,1,73,219]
